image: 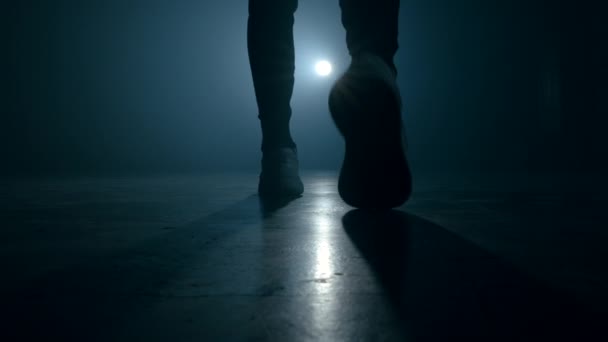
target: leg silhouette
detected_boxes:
[248,0,304,198]
[248,0,412,206]
[330,0,412,208]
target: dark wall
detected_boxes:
[3,0,260,176]
[400,0,607,175]
[2,0,606,177]
[558,1,608,175]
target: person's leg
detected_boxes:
[248,0,297,150]
[330,0,412,208]
[339,0,399,73]
[248,0,303,197]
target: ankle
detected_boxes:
[352,52,396,75]
[261,139,296,152]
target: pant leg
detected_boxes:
[248,0,298,150]
[339,0,400,72]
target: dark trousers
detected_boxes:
[248,0,400,150]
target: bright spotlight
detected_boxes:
[315,60,332,77]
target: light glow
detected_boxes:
[315,60,332,77]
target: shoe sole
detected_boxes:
[329,75,412,209]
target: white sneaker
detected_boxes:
[258,147,304,198]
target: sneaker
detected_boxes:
[258,147,304,198]
[328,53,412,208]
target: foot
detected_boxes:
[258,147,304,198]
[328,53,412,209]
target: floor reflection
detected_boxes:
[313,238,333,279]
[4,174,608,341]
[305,186,342,336]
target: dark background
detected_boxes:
[2,0,606,178]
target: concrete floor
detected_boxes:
[1,172,607,341]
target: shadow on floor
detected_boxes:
[258,194,302,218]
[2,195,265,341]
[342,209,606,341]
